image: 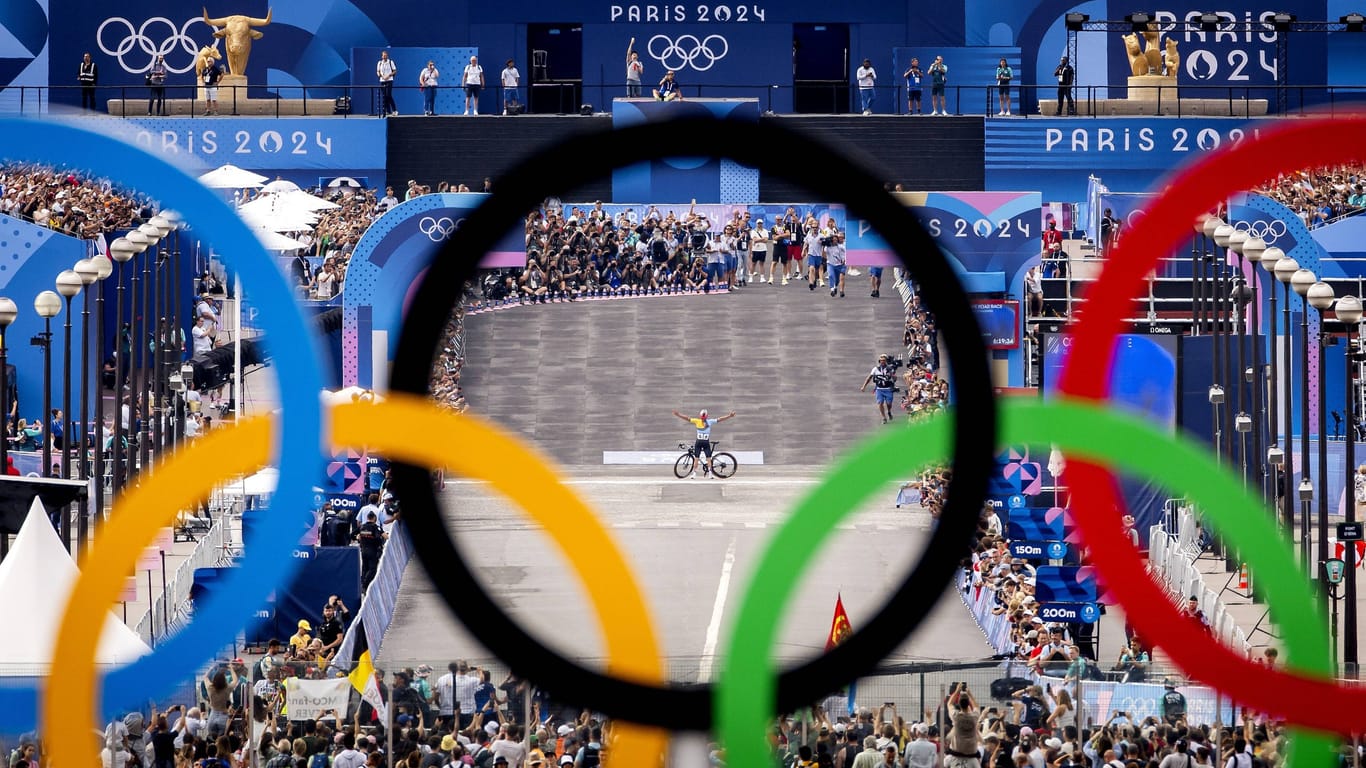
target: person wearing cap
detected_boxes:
[833,726,859,768]
[904,724,936,768]
[526,733,547,767]
[1161,679,1187,726]
[862,353,899,425]
[671,408,737,478]
[559,756,575,767]
[288,619,313,656]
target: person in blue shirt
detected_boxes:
[654,70,681,101]
[671,408,737,477]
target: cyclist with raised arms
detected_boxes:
[672,408,737,477]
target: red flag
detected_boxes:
[826,593,853,652]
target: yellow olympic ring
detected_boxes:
[46,395,667,766]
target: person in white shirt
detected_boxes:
[419,61,439,116]
[435,663,457,726]
[625,38,644,96]
[376,51,397,115]
[462,55,485,115]
[856,58,877,114]
[191,316,213,356]
[454,662,480,727]
[377,186,400,213]
[501,59,519,114]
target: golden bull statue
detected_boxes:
[202,7,272,77]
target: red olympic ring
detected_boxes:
[1058,115,1366,734]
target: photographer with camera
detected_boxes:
[861,353,901,425]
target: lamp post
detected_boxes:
[109,235,140,493]
[1228,229,1250,483]
[1299,478,1314,577]
[1244,235,1269,501]
[136,222,162,476]
[1335,293,1363,673]
[148,215,172,461]
[124,229,152,485]
[55,270,82,482]
[0,298,17,477]
[1192,217,1209,333]
[1214,225,1238,482]
[90,254,112,526]
[1274,255,1300,532]
[1309,280,1336,594]
[32,290,60,548]
[73,260,99,556]
[1292,267,1318,572]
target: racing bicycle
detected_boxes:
[674,441,738,479]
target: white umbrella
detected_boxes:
[198,164,268,189]
[260,178,301,194]
[277,190,340,211]
[251,227,306,251]
[239,205,318,233]
[327,176,362,189]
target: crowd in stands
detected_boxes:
[1254,164,1366,228]
[0,163,149,237]
[466,201,864,308]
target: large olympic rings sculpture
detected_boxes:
[647,33,730,72]
[22,115,1366,768]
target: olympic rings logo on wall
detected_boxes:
[20,113,1366,768]
[418,216,462,242]
[647,33,729,72]
[1232,218,1288,244]
[96,16,211,74]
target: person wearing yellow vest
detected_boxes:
[671,408,737,477]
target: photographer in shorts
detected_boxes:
[860,353,901,425]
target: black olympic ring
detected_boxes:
[388,117,996,730]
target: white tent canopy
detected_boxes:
[198,164,268,189]
[250,227,307,251]
[0,499,151,671]
[260,178,301,194]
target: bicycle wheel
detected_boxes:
[673,453,697,478]
[710,452,738,478]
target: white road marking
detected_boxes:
[657,521,681,528]
[700,521,724,528]
[697,535,738,684]
[744,521,767,529]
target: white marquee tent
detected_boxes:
[0,499,151,673]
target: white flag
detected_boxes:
[286,677,351,721]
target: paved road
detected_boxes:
[380,466,995,676]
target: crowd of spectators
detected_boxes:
[0,163,150,237]
[465,201,859,308]
[769,695,1305,768]
[87,654,626,768]
[1254,164,1366,228]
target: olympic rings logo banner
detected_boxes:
[13,114,1366,768]
[97,16,212,74]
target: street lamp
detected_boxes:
[1292,268,1318,572]
[135,223,163,477]
[1275,254,1300,532]
[1268,445,1286,525]
[33,290,60,546]
[1244,235,1269,501]
[109,236,138,493]
[0,297,17,475]
[1299,477,1315,574]
[1336,293,1363,673]
[1228,230,1251,482]
[74,259,99,482]
[89,254,112,526]
[55,270,82,482]
[1309,280,1336,592]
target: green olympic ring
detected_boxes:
[717,397,1333,768]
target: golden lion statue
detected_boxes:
[1122,33,1147,76]
[203,7,272,77]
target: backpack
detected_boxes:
[471,747,493,768]
[581,744,601,768]
[309,752,329,768]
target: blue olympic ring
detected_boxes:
[0,118,324,727]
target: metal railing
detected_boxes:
[133,507,229,647]
[12,82,1366,118]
